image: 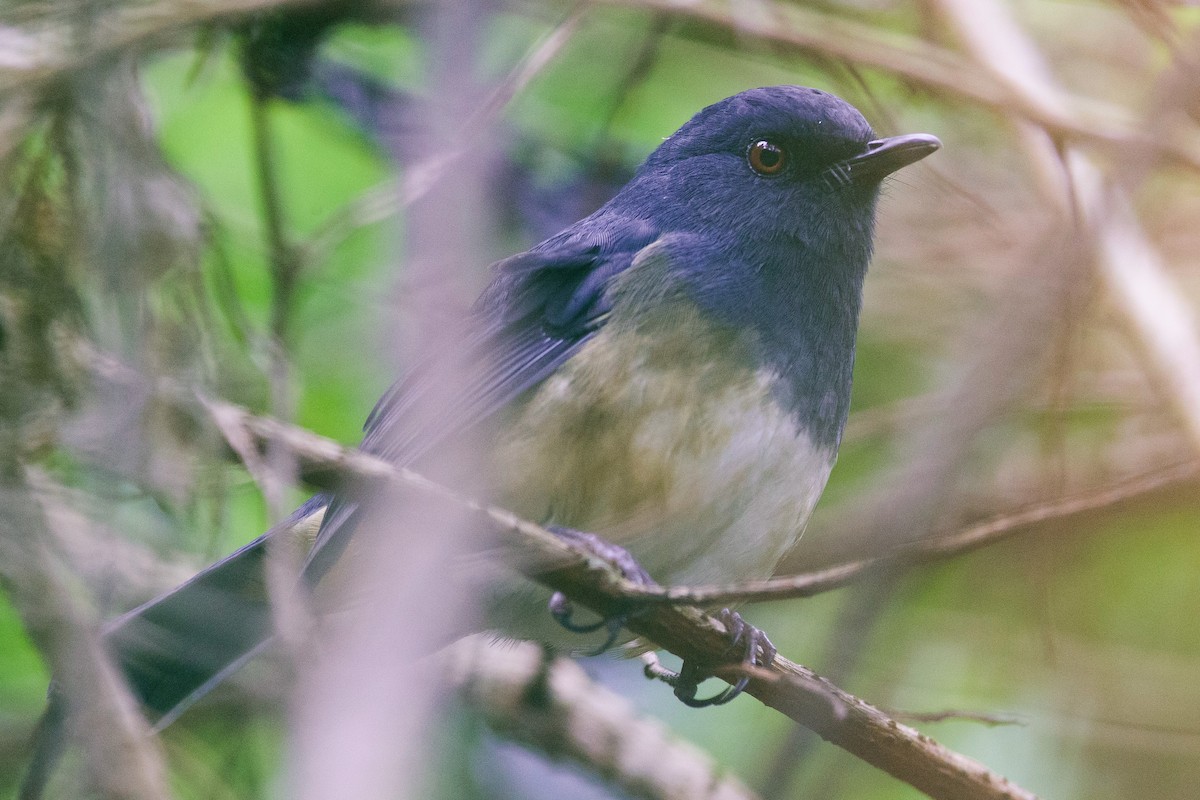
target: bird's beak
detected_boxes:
[832,133,941,186]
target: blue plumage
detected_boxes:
[105,86,940,723]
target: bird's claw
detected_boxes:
[542,529,774,706]
[545,527,658,656]
[647,608,776,707]
[548,591,627,655]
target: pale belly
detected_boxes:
[489,315,836,591]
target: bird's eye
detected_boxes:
[747,140,788,176]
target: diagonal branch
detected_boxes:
[933,0,1200,459]
[448,637,762,800]
[191,391,1037,800]
[0,0,328,97]
[595,0,1200,173]
[3,472,170,800]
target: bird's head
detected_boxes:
[626,85,938,259]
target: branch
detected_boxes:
[0,0,327,97]
[447,637,761,800]
[80,344,1047,800]
[81,344,1199,799]
[934,0,1200,460]
[595,0,1200,174]
[2,473,170,800]
[1069,155,1200,457]
[300,0,586,260]
[192,397,1036,799]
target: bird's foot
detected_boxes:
[643,608,776,707]
[546,527,657,655]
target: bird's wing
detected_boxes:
[86,218,658,735]
[303,217,660,582]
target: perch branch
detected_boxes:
[193,394,1037,800]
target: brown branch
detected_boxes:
[79,344,1200,797]
[0,0,327,97]
[2,473,170,800]
[190,396,1037,800]
[79,343,1200,798]
[447,637,762,800]
[594,0,1200,174]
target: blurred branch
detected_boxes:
[1069,155,1200,456]
[934,0,1200,458]
[1,472,169,800]
[0,0,326,97]
[243,49,312,664]
[448,637,761,800]
[75,337,1036,798]
[299,0,585,265]
[286,3,501,798]
[598,0,1200,173]
[247,83,299,344]
[400,2,583,208]
[79,323,1200,795]
[130,375,1032,799]
[27,470,200,609]
[934,0,1069,130]
[884,708,1026,728]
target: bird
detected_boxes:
[34,85,940,772]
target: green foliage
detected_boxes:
[2,2,1199,799]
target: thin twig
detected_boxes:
[594,0,1200,173]
[245,61,311,659]
[299,0,587,267]
[934,0,1200,459]
[884,708,1027,728]
[624,458,1200,607]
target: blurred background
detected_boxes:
[1,0,1199,798]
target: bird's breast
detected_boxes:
[491,295,836,587]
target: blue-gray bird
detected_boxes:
[69,86,941,736]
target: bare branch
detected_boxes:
[0,0,325,97]
[191,394,1037,799]
[79,344,1200,798]
[448,637,761,800]
[883,709,1027,728]
[595,0,1200,173]
[2,474,170,800]
[1069,156,1200,456]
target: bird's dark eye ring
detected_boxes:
[748,140,787,176]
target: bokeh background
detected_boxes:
[2,1,1199,798]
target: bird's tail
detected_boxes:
[105,530,275,725]
[20,496,327,798]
